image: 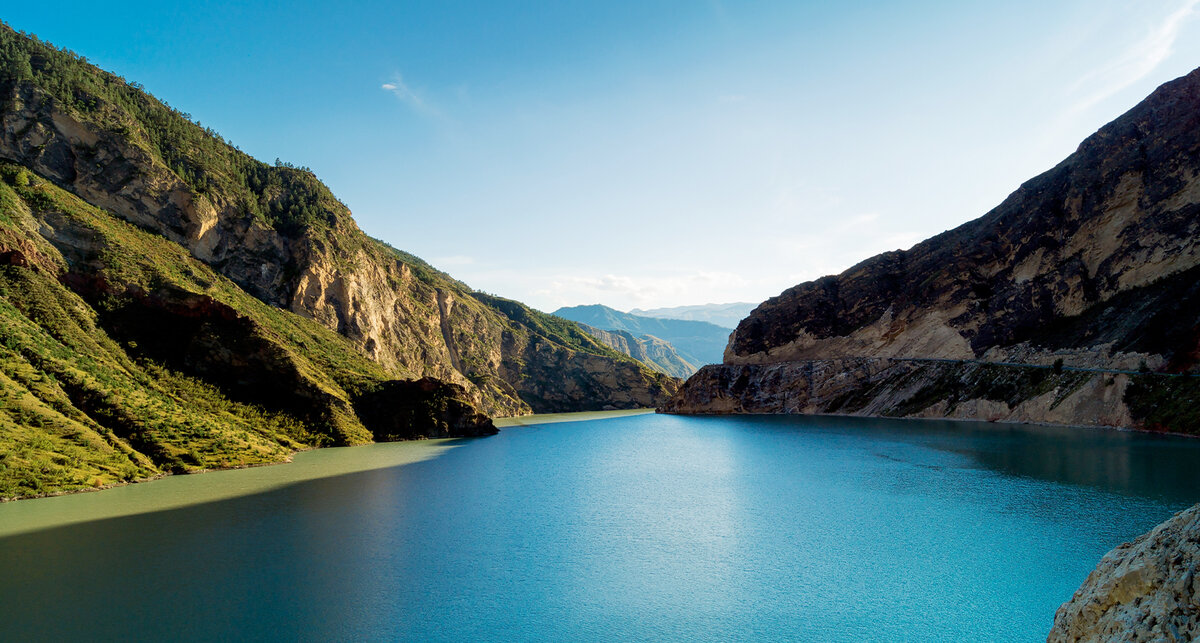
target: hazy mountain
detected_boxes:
[629,302,757,329]
[552,304,731,367]
[575,324,699,378]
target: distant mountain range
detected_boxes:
[629,302,756,329]
[552,305,732,370]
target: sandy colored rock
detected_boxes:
[1048,504,1200,643]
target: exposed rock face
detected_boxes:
[1048,504,1200,642]
[661,360,1136,429]
[577,323,699,378]
[0,25,680,498]
[668,66,1200,434]
[0,26,677,419]
[727,67,1200,369]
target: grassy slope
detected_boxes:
[0,23,346,235]
[0,166,408,498]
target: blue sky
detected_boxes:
[7,1,1200,311]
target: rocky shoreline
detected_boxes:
[1048,504,1200,642]
[661,359,1200,433]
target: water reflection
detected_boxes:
[0,413,1197,642]
[700,414,1200,507]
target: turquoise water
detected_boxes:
[1,413,1197,642]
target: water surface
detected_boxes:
[1,413,1197,642]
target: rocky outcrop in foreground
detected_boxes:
[1048,504,1200,642]
[354,378,497,441]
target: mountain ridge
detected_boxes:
[552,304,731,367]
[664,65,1200,434]
[629,302,756,329]
[574,323,698,378]
[0,23,677,498]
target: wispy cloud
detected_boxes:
[381,74,443,119]
[532,270,762,310]
[1068,0,1200,113]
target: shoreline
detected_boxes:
[0,407,659,533]
[1,408,657,504]
[494,408,655,427]
[0,439,459,538]
[658,408,1200,440]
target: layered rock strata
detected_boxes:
[668,66,1200,434]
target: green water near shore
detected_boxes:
[0,409,643,538]
[0,440,455,538]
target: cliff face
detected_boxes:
[1048,504,1200,642]
[727,66,1200,370]
[660,360,1142,429]
[667,66,1200,434]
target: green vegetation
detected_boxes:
[0,164,414,497]
[0,22,344,233]
[0,263,302,497]
[0,24,679,497]
[1124,375,1200,435]
[474,294,631,360]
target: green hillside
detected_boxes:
[0,23,678,498]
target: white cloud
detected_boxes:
[1068,0,1200,113]
[530,270,767,311]
[381,74,443,118]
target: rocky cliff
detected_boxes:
[1048,503,1200,642]
[0,24,677,498]
[0,27,678,419]
[666,66,1200,434]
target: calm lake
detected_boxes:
[1,412,1198,642]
